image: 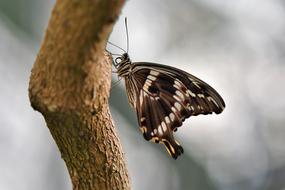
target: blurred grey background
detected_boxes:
[1,0,285,190]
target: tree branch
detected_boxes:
[29,1,130,189]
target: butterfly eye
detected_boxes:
[115,57,122,65]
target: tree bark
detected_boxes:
[29,1,130,190]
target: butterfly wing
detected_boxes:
[124,62,225,159]
[132,62,225,115]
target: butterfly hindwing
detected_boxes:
[135,88,185,159]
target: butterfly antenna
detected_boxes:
[125,17,129,53]
[106,49,121,57]
[110,52,122,57]
[107,41,126,53]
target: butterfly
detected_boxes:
[110,18,225,159]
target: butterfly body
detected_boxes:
[115,53,225,159]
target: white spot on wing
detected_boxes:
[154,129,157,134]
[174,84,179,89]
[145,79,152,85]
[187,90,196,97]
[161,121,167,132]
[147,75,157,81]
[158,125,163,136]
[173,95,180,101]
[170,113,175,121]
[192,81,201,88]
[143,84,149,91]
[143,79,152,91]
[174,80,182,89]
[174,80,182,87]
[198,94,205,98]
[174,102,182,111]
[150,70,159,76]
[165,116,170,124]
[176,90,185,101]
[207,96,219,107]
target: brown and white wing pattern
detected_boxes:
[124,62,225,159]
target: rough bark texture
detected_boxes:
[29,1,130,190]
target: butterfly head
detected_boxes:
[115,53,132,77]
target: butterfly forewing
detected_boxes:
[133,62,225,114]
